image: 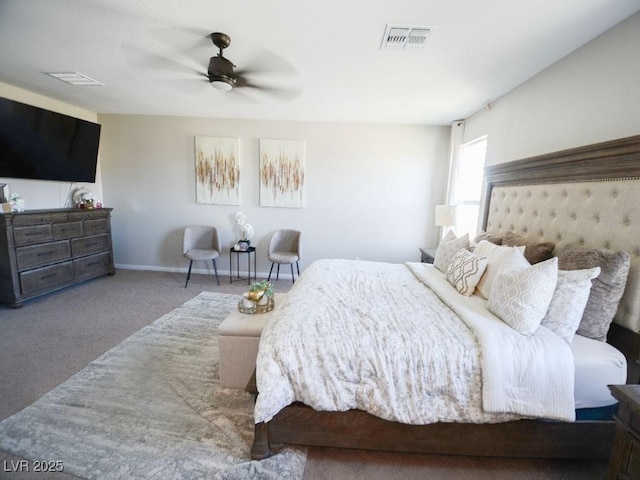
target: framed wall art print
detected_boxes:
[259,138,305,208]
[195,136,240,205]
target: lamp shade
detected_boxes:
[435,205,456,227]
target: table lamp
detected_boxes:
[435,204,456,236]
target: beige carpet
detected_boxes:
[0,291,306,480]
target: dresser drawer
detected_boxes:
[53,221,83,240]
[71,234,110,258]
[12,212,68,226]
[68,211,110,221]
[20,262,73,295]
[84,218,109,235]
[14,224,53,246]
[16,241,71,270]
[73,252,112,278]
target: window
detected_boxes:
[453,136,487,238]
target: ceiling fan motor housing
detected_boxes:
[208,55,236,88]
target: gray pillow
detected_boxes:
[433,232,469,274]
[502,231,555,265]
[473,231,502,245]
[556,245,631,341]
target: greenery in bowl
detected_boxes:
[250,280,274,298]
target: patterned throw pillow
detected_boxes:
[541,267,601,343]
[473,241,528,299]
[433,232,470,273]
[488,257,559,336]
[446,249,488,296]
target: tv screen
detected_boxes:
[0,97,101,183]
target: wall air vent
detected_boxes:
[381,24,433,50]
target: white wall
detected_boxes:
[0,82,104,208]
[98,115,449,275]
[464,11,640,167]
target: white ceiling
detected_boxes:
[1,0,639,125]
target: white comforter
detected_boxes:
[254,259,575,425]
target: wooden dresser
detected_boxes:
[0,208,115,308]
[608,385,640,480]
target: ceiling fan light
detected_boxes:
[211,80,233,91]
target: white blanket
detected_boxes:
[254,259,575,425]
[407,262,575,421]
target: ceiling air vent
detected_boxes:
[45,72,104,86]
[381,24,433,50]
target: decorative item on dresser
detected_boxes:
[0,208,115,308]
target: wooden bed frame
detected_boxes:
[251,134,640,461]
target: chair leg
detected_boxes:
[296,261,300,277]
[212,259,220,286]
[185,260,193,288]
[290,263,295,283]
[276,264,280,280]
[268,263,275,281]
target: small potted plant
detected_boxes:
[235,211,254,251]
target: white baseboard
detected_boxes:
[114,263,274,280]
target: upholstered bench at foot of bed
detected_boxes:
[218,293,282,389]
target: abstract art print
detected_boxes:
[195,136,240,205]
[259,139,305,208]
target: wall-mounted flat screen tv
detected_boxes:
[0,96,101,183]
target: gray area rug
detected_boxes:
[0,292,306,479]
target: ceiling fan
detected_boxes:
[206,32,237,91]
[122,28,301,101]
[203,32,300,100]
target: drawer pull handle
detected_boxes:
[84,242,99,247]
[24,232,45,236]
[40,273,57,280]
[37,251,55,257]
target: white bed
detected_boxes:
[251,133,640,461]
[255,259,627,425]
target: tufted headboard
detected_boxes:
[481,135,640,380]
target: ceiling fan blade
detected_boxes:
[233,50,302,102]
[121,42,197,74]
[235,75,302,102]
[145,26,212,59]
[235,50,299,79]
[253,85,303,102]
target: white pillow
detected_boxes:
[474,241,527,299]
[488,257,559,336]
[541,267,601,343]
[446,249,488,296]
[433,232,469,273]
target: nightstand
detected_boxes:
[607,384,640,480]
[419,248,437,264]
